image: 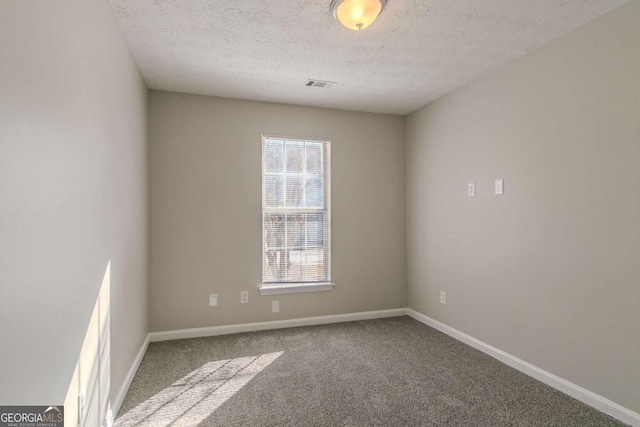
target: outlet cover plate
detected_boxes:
[468,182,476,197]
[209,293,218,307]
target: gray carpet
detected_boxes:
[116,316,627,426]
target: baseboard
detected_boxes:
[406,308,640,427]
[112,334,150,419]
[148,308,407,342]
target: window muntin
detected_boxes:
[262,136,331,284]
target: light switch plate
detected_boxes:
[468,182,476,197]
[495,179,504,195]
[209,293,218,307]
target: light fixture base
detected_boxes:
[330,0,388,31]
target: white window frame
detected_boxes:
[260,134,333,296]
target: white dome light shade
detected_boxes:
[331,0,387,31]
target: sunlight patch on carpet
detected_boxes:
[116,352,283,427]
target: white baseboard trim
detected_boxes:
[148,308,407,342]
[112,334,150,419]
[406,308,640,427]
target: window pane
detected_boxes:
[264,175,283,208]
[306,143,322,174]
[264,139,283,172]
[306,213,324,246]
[286,214,305,249]
[263,213,286,281]
[285,141,304,173]
[264,213,285,249]
[305,177,323,208]
[301,249,324,281]
[285,175,304,207]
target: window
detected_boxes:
[262,136,331,288]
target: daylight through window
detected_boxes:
[262,136,331,284]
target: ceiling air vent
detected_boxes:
[305,79,337,89]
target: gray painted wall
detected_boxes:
[406,1,640,414]
[148,91,406,332]
[0,0,148,405]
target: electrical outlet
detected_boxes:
[272,301,280,313]
[440,291,446,304]
[495,179,504,195]
[240,291,249,304]
[468,182,476,197]
[209,293,218,307]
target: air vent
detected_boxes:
[305,79,337,89]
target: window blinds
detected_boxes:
[262,136,331,284]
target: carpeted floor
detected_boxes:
[116,316,627,426]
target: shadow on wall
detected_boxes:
[114,352,283,426]
[64,262,112,427]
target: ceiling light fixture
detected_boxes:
[330,0,387,31]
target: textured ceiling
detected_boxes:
[109,0,628,115]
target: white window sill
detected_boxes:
[259,282,335,296]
